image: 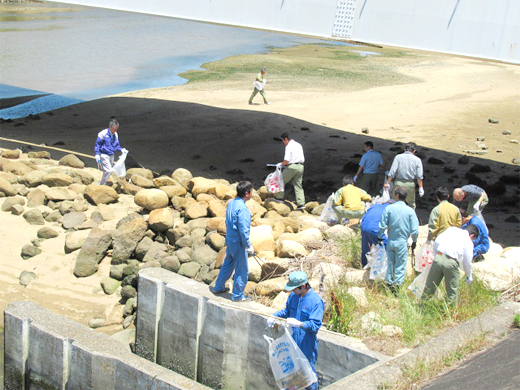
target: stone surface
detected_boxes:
[59,154,85,168]
[37,226,59,239]
[0,177,17,196]
[100,277,121,295]
[134,188,169,210]
[42,173,73,187]
[1,196,25,212]
[148,208,176,232]
[191,245,218,266]
[64,229,91,253]
[62,211,87,229]
[111,214,148,264]
[73,228,112,277]
[45,187,77,201]
[84,184,119,205]
[23,208,45,225]
[19,270,37,286]
[178,262,202,278]
[21,244,42,260]
[251,225,276,252]
[255,276,286,296]
[277,240,309,258]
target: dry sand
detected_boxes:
[0,44,519,330]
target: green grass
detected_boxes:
[333,231,362,269]
[513,314,520,328]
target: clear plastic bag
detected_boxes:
[366,244,388,281]
[415,240,435,272]
[408,263,433,298]
[265,166,284,194]
[264,327,317,390]
[366,188,390,209]
[111,149,128,178]
[318,193,339,226]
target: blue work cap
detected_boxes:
[285,271,308,291]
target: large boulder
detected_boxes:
[260,258,290,279]
[37,226,59,239]
[189,177,217,196]
[65,229,91,253]
[153,176,178,187]
[247,257,263,283]
[148,208,176,232]
[324,224,356,240]
[126,168,153,181]
[1,149,21,159]
[73,228,112,277]
[246,199,267,219]
[66,169,94,185]
[130,174,155,188]
[111,214,148,264]
[191,245,218,266]
[185,201,209,219]
[255,277,286,296]
[206,232,225,252]
[250,225,276,252]
[159,185,187,198]
[42,173,73,187]
[84,184,119,205]
[19,170,46,187]
[0,171,18,184]
[134,189,169,210]
[264,199,292,217]
[46,187,77,201]
[62,211,87,230]
[207,199,226,218]
[277,240,309,258]
[21,245,42,259]
[59,154,85,168]
[28,151,51,159]
[23,209,45,225]
[171,168,193,189]
[472,255,520,291]
[3,161,33,176]
[0,177,17,196]
[178,262,201,279]
[1,196,25,212]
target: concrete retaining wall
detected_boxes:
[136,268,386,389]
[4,301,212,390]
[47,0,519,64]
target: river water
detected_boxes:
[0,2,330,119]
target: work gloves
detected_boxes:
[246,245,255,256]
[287,318,303,328]
[418,187,425,197]
[95,155,101,164]
[267,317,303,329]
[353,175,358,183]
[121,148,128,154]
[474,202,481,212]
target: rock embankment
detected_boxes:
[0,149,518,330]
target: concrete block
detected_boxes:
[4,310,27,390]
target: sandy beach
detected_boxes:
[0,43,519,330]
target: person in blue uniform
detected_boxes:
[269,271,324,390]
[461,211,489,262]
[378,186,419,290]
[360,199,395,266]
[211,181,255,302]
[94,119,127,185]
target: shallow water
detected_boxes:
[0,2,333,118]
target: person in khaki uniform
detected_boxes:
[248,68,269,105]
[427,187,462,241]
[274,132,305,209]
[333,175,372,221]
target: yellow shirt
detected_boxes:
[334,184,371,211]
[428,200,462,241]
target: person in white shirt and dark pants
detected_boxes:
[422,224,479,304]
[274,132,305,209]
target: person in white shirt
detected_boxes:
[422,224,479,304]
[274,132,305,209]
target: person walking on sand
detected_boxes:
[94,119,127,185]
[274,132,305,210]
[248,68,270,105]
[378,186,419,292]
[211,181,255,302]
[268,271,324,390]
[354,141,384,196]
[384,142,424,209]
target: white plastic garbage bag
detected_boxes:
[265,165,284,194]
[318,193,339,226]
[415,241,435,272]
[264,327,317,390]
[366,188,390,209]
[408,263,433,298]
[111,149,128,178]
[366,244,388,282]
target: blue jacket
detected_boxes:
[225,197,252,248]
[273,288,324,366]
[94,128,122,156]
[361,203,390,238]
[462,215,489,257]
[378,201,419,242]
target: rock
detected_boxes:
[134,236,154,261]
[161,255,181,273]
[347,287,368,307]
[84,184,119,205]
[23,209,45,225]
[68,183,86,195]
[381,325,403,337]
[119,181,143,195]
[64,229,91,253]
[476,136,486,142]
[189,177,218,197]
[21,244,42,259]
[1,196,25,212]
[192,245,218,266]
[247,257,263,283]
[111,214,148,264]
[101,277,121,295]
[206,232,225,251]
[159,185,187,198]
[37,227,59,239]
[126,168,153,181]
[250,225,276,252]
[45,210,62,223]
[513,158,520,165]
[457,156,470,165]
[360,312,383,332]
[62,211,86,229]
[185,201,209,219]
[264,199,292,216]
[73,228,112,277]
[123,314,135,329]
[66,169,94,185]
[324,224,355,240]
[255,277,286,297]
[148,208,176,232]
[271,291,290,310]
[344,269,370,284]
[176,247,194,264]
[142,242,169,263]
[469,164,491,173]
[472,255,520,291]
[178,262,202,278]
[46,187,77,201]
[260,258,289,279]
[88,318,106,329]
[277,240,309,258]
[291,228,323,245]
[59,154,85,168]
[121,286,137,302]
[153,176,178,187]
[28,151,51,159]
[90,203,115,223]
[171,168,193,189]
[1,149,21,159]
[361,127,369,134]
[3,161,33,176]
[11,204,24,215]
[130,174,155,188]
[134,189,169,210]
[18,170,45,187]
[0,171,18,184]
[208,199,226,218]
[427,157,444,165]
[488,118,499,124]
[502,130,512,135]
[124,298,136,317]
[464,150,488,155]
[19,270,37,286]
[42,173,74,187]
[0,177,17,196]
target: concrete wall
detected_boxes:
[46,0,519,64]
[4,301,212,390]
[136,268,386,389]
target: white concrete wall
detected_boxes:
[351,0,520,64]
[47,0,519,64]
